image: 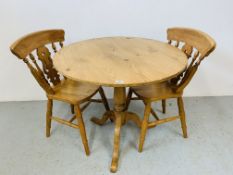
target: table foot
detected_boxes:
[91,111,113,125]
[110,111,122,173]
[92,110,142,127]
[125,112,142,128]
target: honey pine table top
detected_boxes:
[53,37,187,87]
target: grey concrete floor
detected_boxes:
[0,96,233,175]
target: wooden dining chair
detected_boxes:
[126,27,216,152]
[10,29,110,156]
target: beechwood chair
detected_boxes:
[10,29,110,155]
[125,27,216,152]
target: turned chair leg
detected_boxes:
[138,101,151,152]
[177,97,188,138]
[70,104,74,114]
[99,87,110,111]
[74,105,90,156]
[46,99,53,137]
[125,88,133,111]
[142,100,159,120]
[162,99,166,113]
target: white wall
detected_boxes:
[0,0,233,101]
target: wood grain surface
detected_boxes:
[53,37,187,87]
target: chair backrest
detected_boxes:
[10,29,65,94]
[167,27,216,92]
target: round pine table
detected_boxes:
[53,37,187,172]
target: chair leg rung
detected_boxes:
[81,101,91,112]
[148,116,180,128]
[52,116,79,129]
[89,99,103,103]
[69,115,77,122]
[131,97,140,100]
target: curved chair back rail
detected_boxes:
[167,27,216,92]
[167,27,216,57]
[10,29,64,58]
[10,29,65,94]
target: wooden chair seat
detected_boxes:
[132,81,182,100]
[48,79,100,104]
